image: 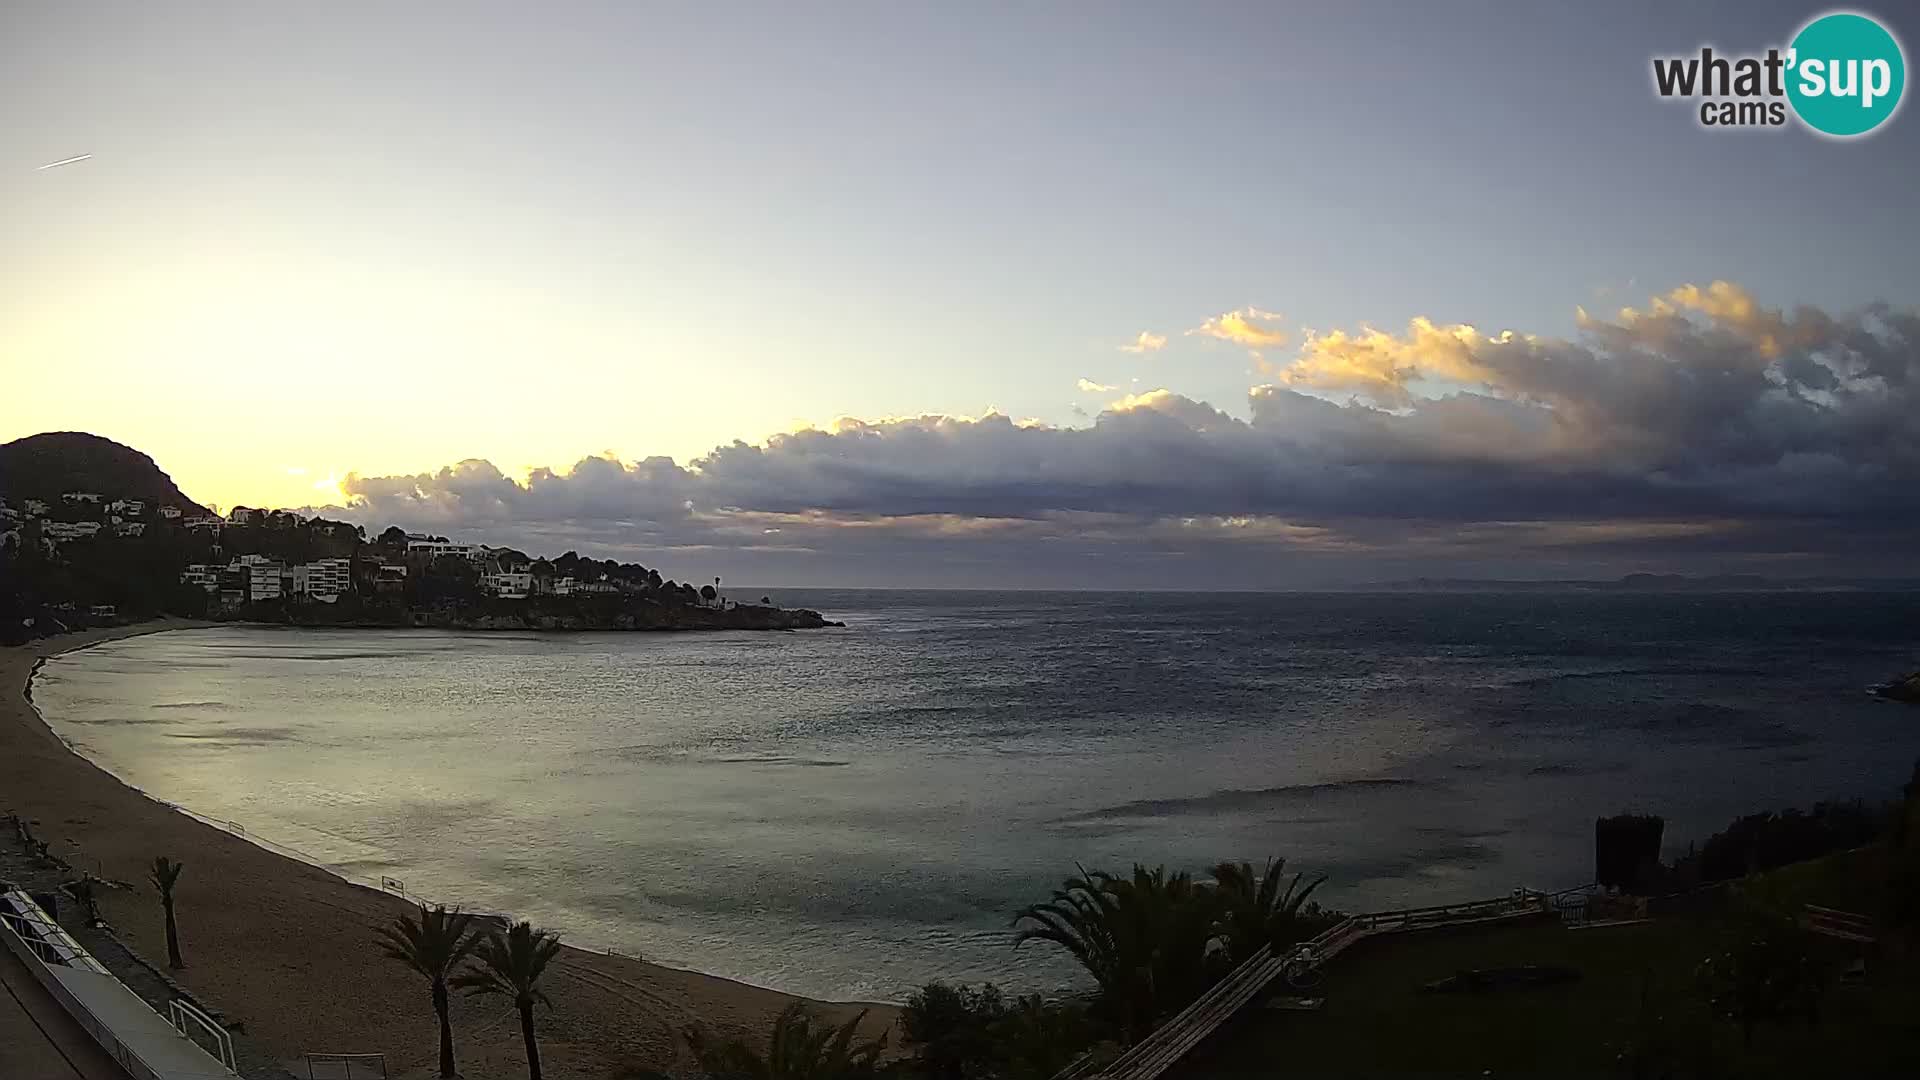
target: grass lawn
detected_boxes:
[1181,853,1920,1077]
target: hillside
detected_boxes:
[0,432,209,515]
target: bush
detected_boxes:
[1597,814,1665,893]
[898,983,1095,1080]
[1682,802,1882,884]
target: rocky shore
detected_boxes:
[223,599,844,633]
[1873,670,1920,704]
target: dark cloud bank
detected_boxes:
[317,285,1919,588]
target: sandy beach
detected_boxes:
[3,622,895,1080]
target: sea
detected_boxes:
[30,589,1920,1002]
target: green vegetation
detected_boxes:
[895,983,1092,1080]
[454,921,563,1080]
[1011,857,1335,1045]
[684,1002,885,1079]
[376,904,481,1079]
[149,855,185,969]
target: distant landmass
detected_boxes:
[1373,574,1920,593]
[0,431,837,640]
[0,431,211,517]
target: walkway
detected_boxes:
[0,938,132,1080]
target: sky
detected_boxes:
[4,1,1918,587]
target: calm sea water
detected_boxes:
[32,590,1920,1001]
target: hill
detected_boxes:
[0,432,209,515]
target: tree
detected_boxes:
[1210,858,1328,964]
[1013,864,1222,1041]
[454,921,562,1080]
[995,995,1094,1080]
[684,1002,884,1080]
[901,982,1006,1080]
[376,905,480,1079]
[150,856,185,968]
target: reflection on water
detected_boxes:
[33,590,1920,1001]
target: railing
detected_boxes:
[170,997,238,1071]
[304,1052,389,1078]
[1056,885,1568,1080]
[1803,903,1876,944]
[3,891,191,1079]
[0,891,110,973]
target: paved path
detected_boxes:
[0,941,131,1080]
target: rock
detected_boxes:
[1872,671,1920,704]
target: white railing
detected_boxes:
[1,889,236,1080]
[303,1051,389,1078]
[170,997,238,1071]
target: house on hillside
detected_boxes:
[157,505,182,519]
[407,539,488,561]
[114,521,147,537]
[62,491,102,504]
[42,521,101,540]
[481,571,532,599]
[108,498,145,515]
[23,499,49,516]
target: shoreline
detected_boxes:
[5,621,894,1079]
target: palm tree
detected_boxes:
[1013,864,1222,1041]
[150,856,185,968]
[684,1002,885,1079]
[1210,858,1327,963]
[453,921,562,1080]
[376,905,479,1079]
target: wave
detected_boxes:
[1064,776,1428,822]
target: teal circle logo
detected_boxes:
[1787,12,1906,137]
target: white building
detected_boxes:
[229,554,284,601]
[23,499,49,516]
[408,539,488,561]
[62,491,102,504]
[114,521,147,537]
[227,507,256,524]
[108,499,145,515]
[534,576,575,596]
[291,558,353,601]
[183,516,223,531]
[481,571,533,598]
[157,505,182,520]
[180,564,221,593]
[42,521,102,540]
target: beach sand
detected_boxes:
[3,622,895,1079]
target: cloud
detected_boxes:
[1187,307,1289,349]
[319,283,1920,584]
[1118,331,1167,354]
[1076,378,1118,393]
